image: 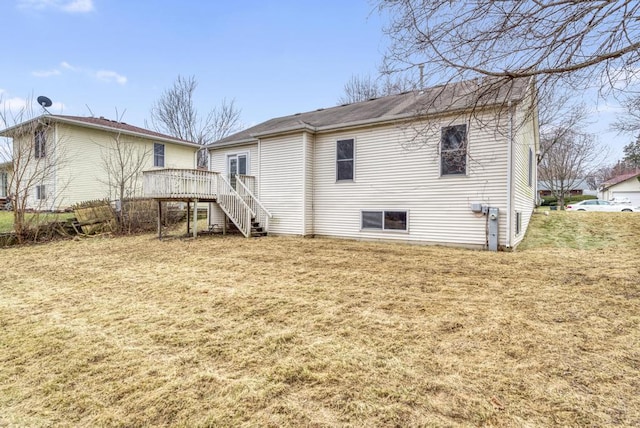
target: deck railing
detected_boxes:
[238,175,256,194]
[143,169,218,199]
[216,174,254,237]
[236,175,272,233]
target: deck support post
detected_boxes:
[193,199,199,238]
[186,201,191,236]
[222,214,227,235]
[157,200,162,239]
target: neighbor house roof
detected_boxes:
[211,77,533,147]
[537,179,592,192]
[600,171,640,190]
[0,114,201,148]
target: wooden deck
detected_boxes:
[143,169,270,239]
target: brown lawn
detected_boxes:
[1,212,639,427]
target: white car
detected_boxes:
[565,199,638,212]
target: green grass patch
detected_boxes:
[519,210,634,250]
[0,211,74,233]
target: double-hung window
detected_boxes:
[361,210,408,231]
[336,139,354,181]
[34,130,46,159]
[154,143,165,167]
[0,171,7,198]
[441,124,467,175]
[36,185,46,200]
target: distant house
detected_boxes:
[181,77,538,250]
[599,171,640,206]
[537,178,596,197]
[0,115,200,210]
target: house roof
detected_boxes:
[0,114,201,148]
[211,77,532,147]
[537,179,592,192]
[600,171,640,190]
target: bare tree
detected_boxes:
[338,73,415,105]
[379,1,640,96]
[149,75,242,169]
[0,98,68,242]
[338,74,381,105]
[537,93,590,165]
[612,95,640,135]
[538,130,603,209]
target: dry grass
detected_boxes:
[1,212,639,427]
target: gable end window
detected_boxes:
[154,143,165,167]
[441,124,467,175]
[34,130,46,159]
[361,210,408,231]
[336,139,354,181]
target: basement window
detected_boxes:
[516,211,522,235]
[361,210,408,231]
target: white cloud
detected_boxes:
[31,61,128,86]
[95,70,127,85]
[17,0,94,13]
[61,0,93,13]
[31,69,61,78]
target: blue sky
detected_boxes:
[0,0,630,160]
[1,0,386,127]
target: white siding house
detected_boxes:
[599,172,640,206]
[207,78,539,250]
[0,115,200,210]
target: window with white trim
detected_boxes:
[361,210,408,231]
[515,211,522,235]
[36,184,46,200]
[336,139,354,181]
[34,129,46,159]
[440,124,467,175]
[0,171,7,198]
[154,143,165,167]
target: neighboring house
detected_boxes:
[200,77,539,250]
[599,171,640,206]
[0,115,200,210]
[538,178,596,197]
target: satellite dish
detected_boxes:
[37,96,53,108]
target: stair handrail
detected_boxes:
[217,174,254,237]
[235,175,272,218]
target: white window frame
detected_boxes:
[153,143,165,167]
[440,124,468,176]
[360,209,409,232]
[226,152,250,176]
[515,211,522,235]
[336,138,355,182]
[0,171,7,198]
[35,129,46,159]
[36,184,46,200]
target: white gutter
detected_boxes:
[506,101,514,248]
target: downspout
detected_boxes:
[506,101,513,248]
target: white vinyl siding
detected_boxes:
[511,90,538,247]
[313,112,510,248]
[54,124,197,209]
[259,134,304,235]
[303,132,314,235]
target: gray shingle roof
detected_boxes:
[212,77,531,147]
